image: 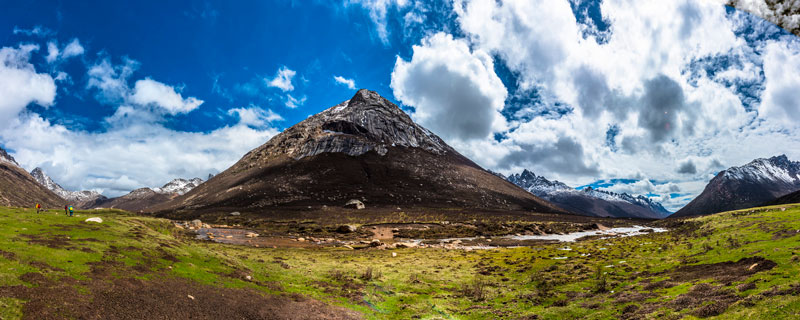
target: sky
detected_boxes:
[0,0,799,212]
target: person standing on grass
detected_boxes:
[68,206,74,217]
[64,205,69,216]
[35,203,41,214]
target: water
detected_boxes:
[507,225,667,242]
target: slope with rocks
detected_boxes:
[0,147,65,208]
[151,89,564,218]
[507,169,670,219]
[30,168,107,207]
[673,155,800,217]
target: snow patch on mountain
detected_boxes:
[153,178,204,195]
[507,169,671,217]
[30,167,105,203]
[722,155,800,184]
[0,147,19,167]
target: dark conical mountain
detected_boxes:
[150,89,565,217]
[507,170,670,219]
[0,147,65,208]
[673,155,800,218]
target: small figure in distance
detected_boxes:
[64,205,69,216]
[68,205,74,217]
[35,203,41,214]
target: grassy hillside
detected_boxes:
[0,204,799,319]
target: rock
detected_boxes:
[392,252,397,257]
[344,199,365,210]
[640,228,654,233]
[342,245,354,250]
[337,225,358,233]
[297,237,306,242]
[201,223,211,229]
[225,235,233,238]
[84,217,103,223]
[189,219,202,229]
[245,275,252,281]
[229,211,241,216]
[173,223,184,229]
[245,232,259,238]
[370,239,382,247]
[395,242,418,248]
[188,294,195,300]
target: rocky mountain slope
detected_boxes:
[30,168,107,206]
[673,155,800,217]
[506,170,670,219]
[0,147,65,208]
[91,177,205,212]
[151,89,565,218]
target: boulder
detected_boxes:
[189,219,203,229]
[337,225,358,233]
[344,199,365,210]
[229,211,241,216]
[245,232,259,238]
[369,239,382,247]
[85,217,103,223]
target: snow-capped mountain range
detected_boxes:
[674,155,800,217]
[30,167,205,208]
[0,148,19,167]
[506,169,671,219]
[30,168,106,203]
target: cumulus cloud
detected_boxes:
[759,41,800,125]
[266,66,296,92]
[391,32,507,141]
[0,113,279,196]
[228,105,283,127]
[333,75,357,89]
[130,78,204,115]
[0,45,56,126]
[677,160,697,174]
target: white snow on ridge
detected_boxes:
[154,178,205,195]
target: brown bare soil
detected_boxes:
[666,256,777,283]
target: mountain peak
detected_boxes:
[0,147,19,167]
[237,89,453,167]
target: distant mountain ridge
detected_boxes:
[91,177,206,212]
[506,169,670,219]
[673,155,800,217]
[30,168,107,205]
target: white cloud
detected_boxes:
[45,39,85,63]
[228,105,283,127]
[130,78,204,115]
[12,25,53,37]
[266,66,296,92]
[391,32,507,141]
[0,45,56,127]
[333,75,357,90]
[87,57,139,104]
[345,0,410,44]
[759,40,800,126]
[285,94,306,109]
[725,0,800,33]
[0,113,280,197]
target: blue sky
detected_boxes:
[1,0,800,212]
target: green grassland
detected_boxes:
[0,204,799,319]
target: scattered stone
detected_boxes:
[229,211,241,216]
[225,235,233,239]
[245,232,259,238]
[84,217,103,223]
[245,275,252,281]
[343,245,354,250]
[189,219,202,229]
[297,237,306,242]
[344,199,365,210]
[592,223,610,231]
[392,252,397,257]
[173,223,184,229]
[187,294,195,300]
[370,239,382,247]
[395,242,418,249]
[336,225,357,233]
